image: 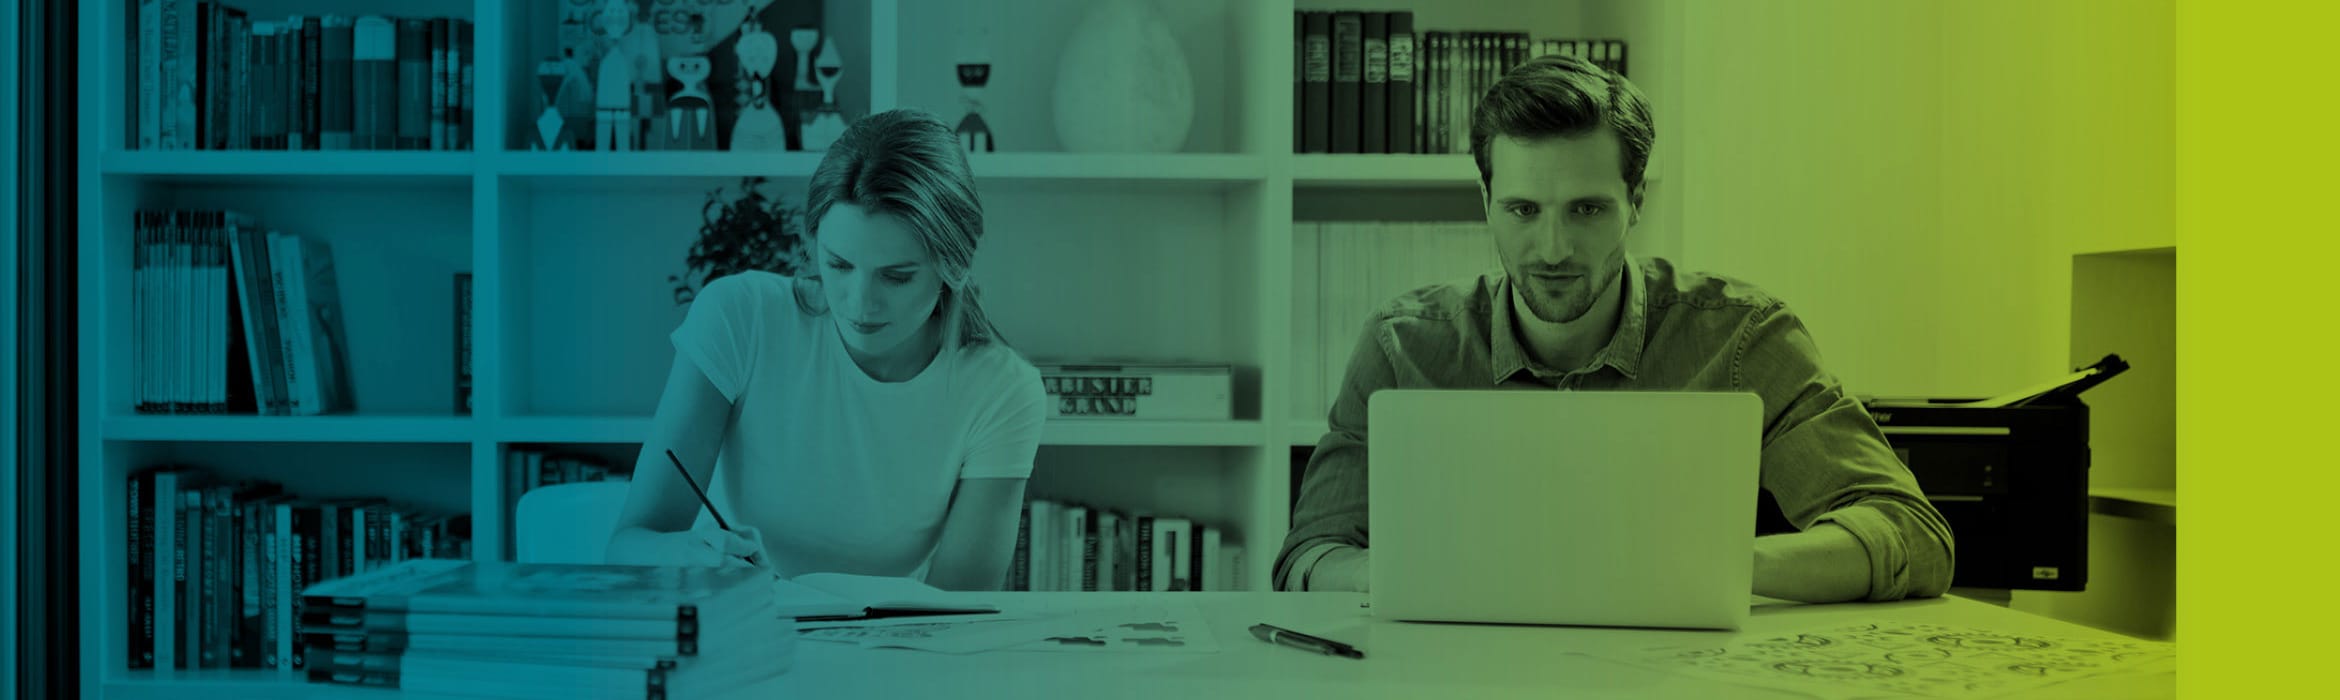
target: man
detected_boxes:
[1276,55,1954,603]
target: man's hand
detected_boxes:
[1309,546,1371,592]
[1751,523,1872,603]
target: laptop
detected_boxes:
[1367,390,1763,630]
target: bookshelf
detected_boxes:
[75,0,1680,695]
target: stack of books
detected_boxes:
[301,559,793,698]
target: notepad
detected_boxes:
[771,573,998,621]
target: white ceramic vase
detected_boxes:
[1052,0,1193,153]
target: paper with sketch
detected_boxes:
[798,602,1218,655]
[1615,621,2174,699]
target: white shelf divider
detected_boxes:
[496,416,1271,449]
[101,415,480,443]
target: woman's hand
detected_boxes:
[610,525,769,570]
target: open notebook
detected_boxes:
[772,573,999,621]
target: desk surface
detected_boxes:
[102,592,2171,700]
[741,593,2174,700]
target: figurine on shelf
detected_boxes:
[955,62,994,153]
[594,0,663,151]
[727,3,787,150]
[663,56,718,150]
[535,59,570,150]
[800,36,847,151]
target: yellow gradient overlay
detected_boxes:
[2179,0,2338,696]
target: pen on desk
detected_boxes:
[664,449,762,568]
[1251,624,1364,660]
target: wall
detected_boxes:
[1678,0,2177,637]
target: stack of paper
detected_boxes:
[299,559,793,699]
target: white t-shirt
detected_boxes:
[670,271,1046,579]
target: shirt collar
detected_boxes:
[1489,255,1648,384]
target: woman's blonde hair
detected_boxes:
[798,109,1004,348]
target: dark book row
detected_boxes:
[502,446,621,553]
[1007,498,1243,593]
[125,466,472,672]
[1296,10,1629,155]
[129,1,474,151]
[133,210,352,416]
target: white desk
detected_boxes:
[741,593,2175,700]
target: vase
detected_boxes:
[1052,0,1193,153]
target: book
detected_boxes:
[321,16,353,149]
[139,0,160,149]
[352,16,393,150]
[428,18,447,151]
[394,19,429,150]
[305,560,774,627]
[1388,13,1416,154]
[1300,12,1330,153]
[775,573,998,621]
[1360,12,1387,154]
[300,16,321,150]
[455,21,472,149]
[1329,12,1363,154]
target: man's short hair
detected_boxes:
[1469,54,1655,210]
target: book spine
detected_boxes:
[179,490,199,668]
[1329,12,1361,154]
[1360,12,1387,155]
[139,0,160,149]
[266,233,304,414]
[321,17,353,149]
[1080,508,1099,592]
[1292,13,1301,151]
[352,17,393,150]
[303,18,321,150]
[226,16,245,149]
[430,18,447,151]
[154,473,179,669]
[457,21,473,150]
[284,16,306,150]
[293,505,320,671]
[395,19,430,150]
[1388,13,1415,154]
[1301,12,1330,154]
[128,470,152,668]
[195,1,213,149]
[205,487,231,667]
[1134,515,1154,592]
[233,497,253,667]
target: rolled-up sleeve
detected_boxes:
[1736,301,1956,601]
[1274,317,1396,590]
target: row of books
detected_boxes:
[1291,222,1501,422]
[126,466,473,672]
[131,2,475,150]
[133,210,352,415]
[1008,498,1245,592]
[1295,10,1630,154]
[301,559,787,696]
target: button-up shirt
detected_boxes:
[1275,256,1956,601]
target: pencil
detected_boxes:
[664,449,761,567]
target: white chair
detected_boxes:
[514,480,632,564]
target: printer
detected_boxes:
[1860,354,2129,592]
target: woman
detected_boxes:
[606,109,1045,591]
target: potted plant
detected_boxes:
[670,175,807,305]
